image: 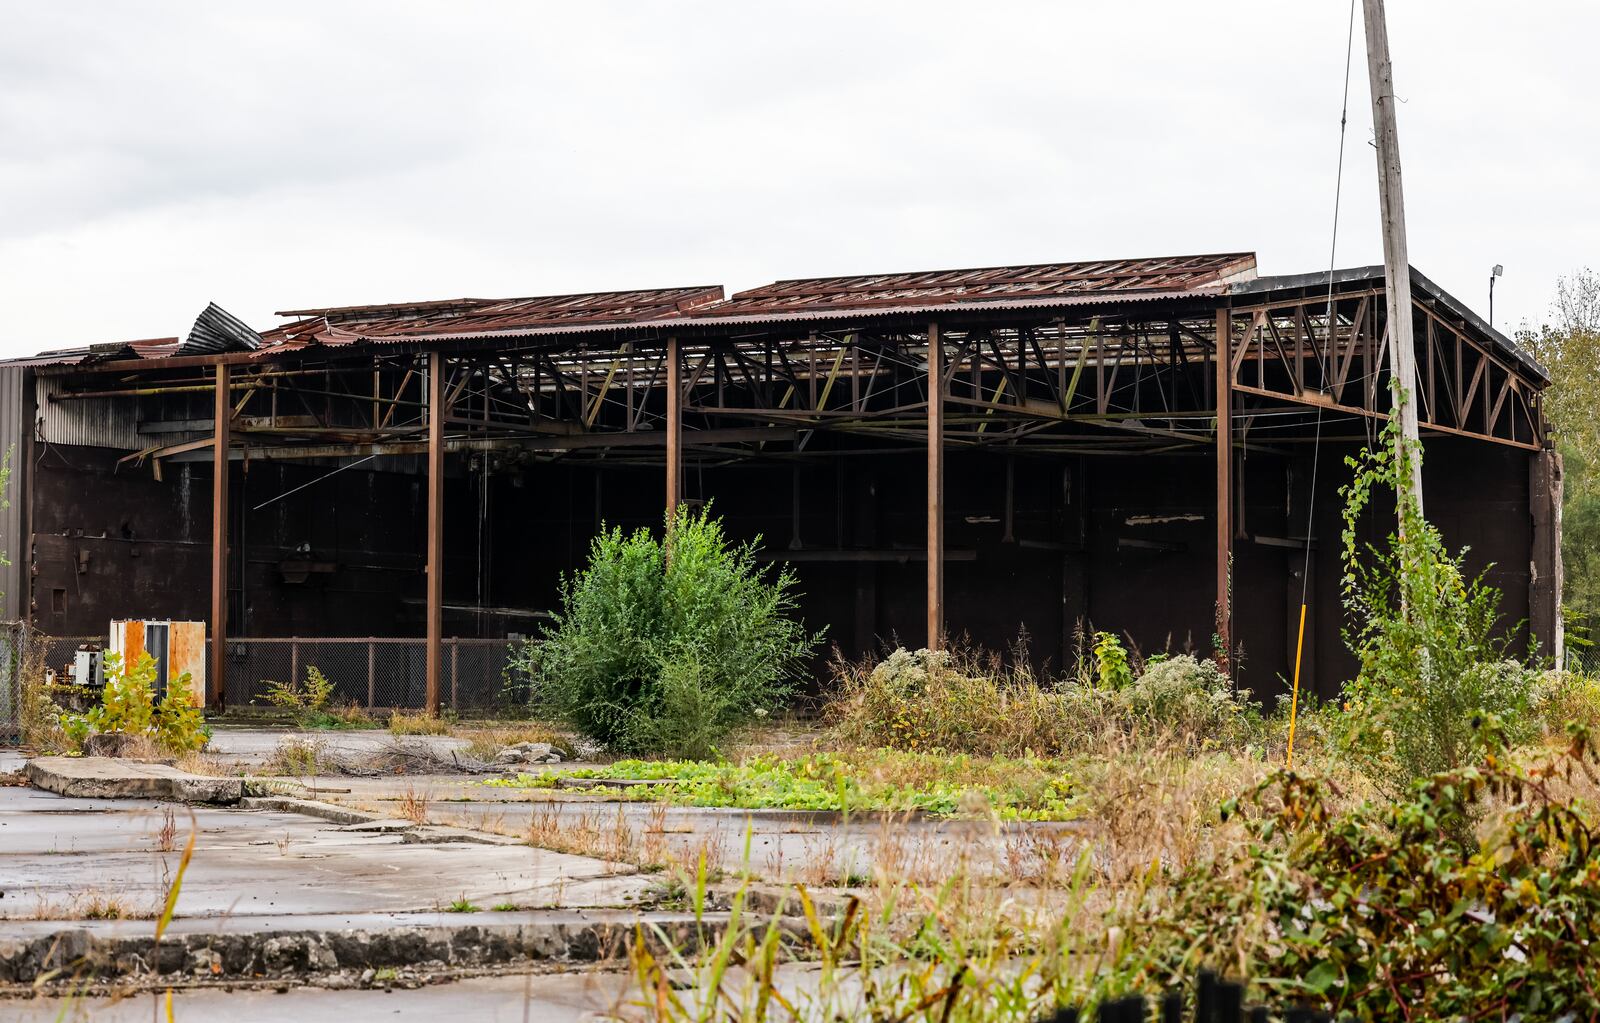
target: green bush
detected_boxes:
[60,652,210,754]
[1334,423,1537,797]
[1116,654,1253,742]
[511,506,820,757]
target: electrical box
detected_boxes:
[70,648,104,689]
[108,620,206,706]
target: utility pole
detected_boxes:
[1362,0,1425,515]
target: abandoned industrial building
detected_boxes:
[0,251,1561,711]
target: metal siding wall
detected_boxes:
[0,368,26,620]
[34,376,142,450]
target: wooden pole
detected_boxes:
[425,351,445,715]
[665,335,681,532]
[209,363,230,709]
[927,322,944,650]
[1363,0,1425,514]
[1215,308,1233,669]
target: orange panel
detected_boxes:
[168,621,206,707]
[122,620,146,673]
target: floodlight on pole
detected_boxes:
[1490,264,1504,327]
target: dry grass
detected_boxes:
[172,751,232,776]
[396,784,432,824]
[388,711,571,761]
[18,638,69,752]
[526,804,638,867]
[388,710,452,736]
[264,735,329,776]
[9,890,151,922]
[458,721,568,761]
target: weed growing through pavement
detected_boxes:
[152,807,179,853]
[397,784,432,824]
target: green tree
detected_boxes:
[1519,268,1600,656]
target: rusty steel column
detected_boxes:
[927,322,944,650]
[425,351,445,715]
[665,335,681,531]
[1215,307,1233,669]
[209,363,230,709]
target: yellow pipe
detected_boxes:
[1286,602,1308,769]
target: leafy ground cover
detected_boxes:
[489,748,1081,820]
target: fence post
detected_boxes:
[290,640,299,689]
[367,640,376,710]
[450,641,459,712]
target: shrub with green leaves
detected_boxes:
[1091,631,1132,690]
[1116,654,1253,742]
[60,652,210,754]
[1335,421,1537,796]
[263,664,334,716]
[510,506,820,758]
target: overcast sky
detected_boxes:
[1,1,1594,357]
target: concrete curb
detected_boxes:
[0,910,782,985]
[238,795,527,846]
[24,758,243,804]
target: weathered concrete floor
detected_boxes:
[308,774,1086,883]
[0,787,653,922]
[19,970,634,1022]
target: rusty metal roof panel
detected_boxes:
[711,253,1257,316]
[273,286,726,334]
[303,287,1221,345]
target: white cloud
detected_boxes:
[1,0,1593,355]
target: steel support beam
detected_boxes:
[1215,308,1233,670]
[927,322,944,650]
[209,364,230,709]
[665,335,681,531]
[425,351,445,715]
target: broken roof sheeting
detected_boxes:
[710,253,1259,316]
[180,303,262,356]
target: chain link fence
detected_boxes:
[0,622,23,742]
[221,637,519,712]
[3,630,522,733]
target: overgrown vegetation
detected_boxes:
[827,641,1257,757]
[58,652,209,754]
[262,664,378,729]
[496,748,1081,820]
[509,505,820,758]
[1332,422,1539,797]
[629,734,1600,1022]
[1520,268,1600,644]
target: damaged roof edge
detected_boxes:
[1235,265,1548,382]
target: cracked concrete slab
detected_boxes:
[0,787,655,924]
[25,757,244,804]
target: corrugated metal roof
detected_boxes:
[180,303,262,355]
[247,257,1251,351]
[710,253,1258,316]
[309,287,1223,344]
[271,285,726,336]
